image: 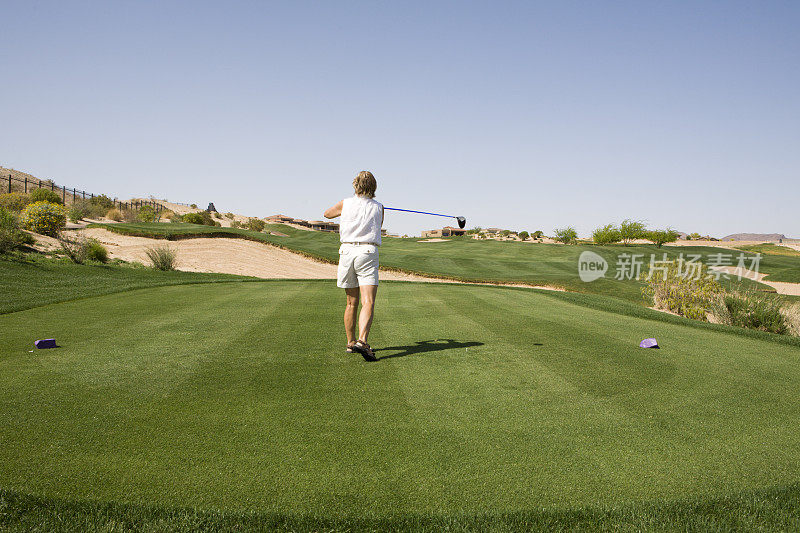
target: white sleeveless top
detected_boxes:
[339,195,383,245]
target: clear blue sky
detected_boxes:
[2,1,798,237]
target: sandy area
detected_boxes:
[711,266,800,296]
[417,238,450,243]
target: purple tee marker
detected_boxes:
[639,338,659,349]
[34,339,57,349]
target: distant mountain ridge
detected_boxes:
[721,233,793,241]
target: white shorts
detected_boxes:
[337,243,379,288]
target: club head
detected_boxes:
[456,216,466,229]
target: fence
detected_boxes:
[4,172,165,212]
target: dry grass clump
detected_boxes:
[145,245,177,271]
[781,304,800,336]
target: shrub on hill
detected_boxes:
[532,230,544,240]
[687,232,702,241]
[106,208,123,222]
[0,192,31,212]
[643,260,723,321]
[620,219,647,244]
[20,201,66,237]
[646,229,679,248]
[29,188,63,205]
[592,224,622,245]
[518,231,529,241]
[0,206,34,253]
[137,205,160,223]
[89,195,114,210]
[247,218,266,232]
[720,290,789,335]
[225,212,235,220]
[68,199,107,222]
[554,226,578,244]
[230,220,243,228]
[182,211,217,226]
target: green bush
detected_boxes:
[592,224,622,245]
[169,212,182,223]
[0,192,31,212]
[687,232,702,241]
[532,230,544,240]
[646,229,679,248]
[642,260,723,321]
[0,206,29,253]
[106,208,123,222]
[145,245,177,271]
[190,203,198,209]
[90,195,114,210]
[225,212,235,220]
[137,205,160,223]
[230,220,243,229]
[554,226,578,245]
[182,212,206,225]
[86,238,109,263]
[29,188,64,205]
[619,219,647,244]
[722,291,788,335]
[20,201,67,237]
[246,218,266,232]
[518,231,529,241]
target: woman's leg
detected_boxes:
[358,284,378,343]
[344,287,360,346]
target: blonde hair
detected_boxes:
[353,171,377,198]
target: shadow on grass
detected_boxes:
[375,339,485,360]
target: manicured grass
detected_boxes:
[0,253,253,314]
[736,242,800,257]
[2,280,799,523]
[3,483,800,531]
[92,223,791,301]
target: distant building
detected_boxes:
[266,214,294,223]
[421,226,466,238]
[308,220,340,232]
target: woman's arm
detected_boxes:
[324,200,343,219]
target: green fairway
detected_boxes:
[2,280,799,521]
[0,254,253,314]
[92,223,792,300]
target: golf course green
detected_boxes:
[2,276,800,529]
[92,222,797,299]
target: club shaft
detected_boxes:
[384,207,455,219]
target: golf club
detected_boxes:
[385,207,467,229]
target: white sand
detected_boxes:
[710,265,800,296]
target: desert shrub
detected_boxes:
[0,207,30,253]
[518,231,529,241]
[619,219,647,244]
[642,260,723,321]
[247,218,266,232]
[169,212,182,223]
[721,290,788,335]
[646,228,679,248]
[57,232,88,264]
[554,226,578,244]
[225,212,235,220]
[68,203,87,223]
[0,192,31,212]
[86,238,109,262]
[106,208,123,221]
[190,203,198,209]
[145,245,177,271]
[592,224,622,245]
[230,220,243,229]
[89,194,114,210]
[781,304,800,337]
[20,201,66,236]
[182,212,206,225]
[687,232,702,241]
[137,205,160,222]
[532,230,544,240]
[213,211,223,219]
[121,208,138,223]
[29,188,63,205]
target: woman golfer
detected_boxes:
[324,171,383,361]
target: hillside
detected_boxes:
[722,233,792,241]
